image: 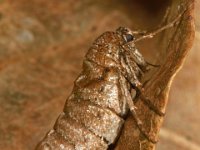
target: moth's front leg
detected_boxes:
[133,83,165,117]
[118,72,158,144]
[120,52,165,117]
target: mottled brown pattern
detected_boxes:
[36,27,151,149]
[0,0,195,150]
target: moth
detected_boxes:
[36,9,185,150]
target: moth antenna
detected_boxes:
[134,3,192,43]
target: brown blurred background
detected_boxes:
[0,0,199,150]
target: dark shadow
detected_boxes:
[132,0,171,14]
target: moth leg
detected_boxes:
[118,72,158,144]
[120,52,165,117]
[131,80,165,117]
[134,84,165,117]
[141,95,165,117]
[145,61,160,68]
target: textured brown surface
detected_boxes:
[114,0,195,149]
[0,0,196,150]
[157,1,200,149]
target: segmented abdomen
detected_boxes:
[36,58,128,150]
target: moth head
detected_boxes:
[116,27,150,73]
[116,27,135,44]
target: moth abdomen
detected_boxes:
[64,97,124,145]
[54,113,108,149]
[36,129,75,150]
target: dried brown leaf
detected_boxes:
[114,0,195,150]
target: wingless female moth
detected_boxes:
[36,6,189,150]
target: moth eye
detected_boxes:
[124,34,134,42]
